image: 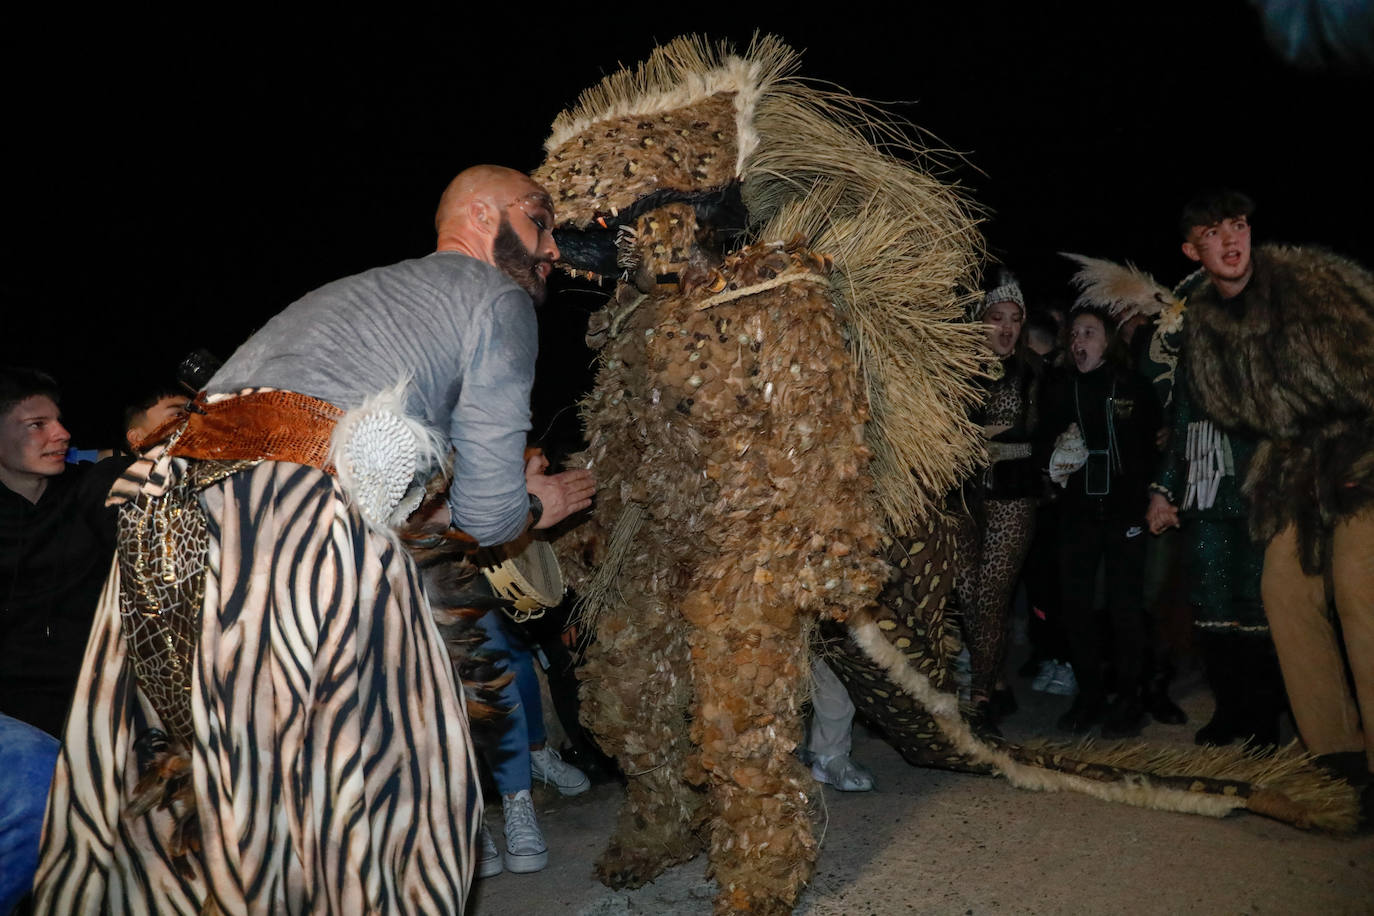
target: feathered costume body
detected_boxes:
[543,38,1358,916]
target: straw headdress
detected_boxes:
[536,35,988,531]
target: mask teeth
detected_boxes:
[616,225,641,271]
[565,267,608,283]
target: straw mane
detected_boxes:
[544,34,988,531]
[742,74,987,529]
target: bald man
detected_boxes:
[36,167,594,915]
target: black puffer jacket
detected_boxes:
[1038,362,1161,521]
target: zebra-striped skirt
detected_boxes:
[35,461,480,914]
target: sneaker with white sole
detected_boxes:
[477,822,503,879]
[810,754,875,792]
[1030,658,1057,692]
[1045,662,1078,697]
[501,789,548,874]
[530,746,590,797]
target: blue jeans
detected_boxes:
[474,610,546,796]
[0,713,60,914]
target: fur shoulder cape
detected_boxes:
[1184,244,1374,568]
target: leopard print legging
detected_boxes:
[956,497,1036,703]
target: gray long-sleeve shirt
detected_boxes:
[209,251,536,545]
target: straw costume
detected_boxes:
[540,36,1361,916]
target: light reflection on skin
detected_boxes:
[0,395,71,503]
[1183,215,1253,298]
[982,300,1024,358]
[1070,312,1109,373]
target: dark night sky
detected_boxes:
[3,4,1370,448]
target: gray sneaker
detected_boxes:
[811,754,876,792]
[530,746,590,797]
[477,822,503,879]
[502,789,548,874]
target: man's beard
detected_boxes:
[494,216,550,306]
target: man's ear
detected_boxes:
[125,426,144,450]
[1181,241,1201,263]
[470,197,499,237]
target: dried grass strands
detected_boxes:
[848,616,1360,831]
[574,502,644,636]
[544,34,799,180]
[543,31,988,532]
[743,80,987,533]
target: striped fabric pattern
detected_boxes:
[36,461,480,914]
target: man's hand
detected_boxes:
[1146,491,1180,534]
[525,454,596,529]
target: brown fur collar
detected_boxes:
[1184,244,1374,569]
[1185,244,1374,440]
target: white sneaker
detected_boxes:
[1030,659,1057,692]
[502,789,548,874]
[530,746,590,797]
[810,754,875,792]
[1045,663,1078,697]
[477,822,503,879]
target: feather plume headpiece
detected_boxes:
[1062,252,1182,320]
[538,35,987,531]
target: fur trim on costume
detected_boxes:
[742,81,986,532]
[406,531,516,732]
[1184,244,1374,569]
[544,35,787,204]
[846,609,1359,831]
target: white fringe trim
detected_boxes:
[543,37,796,179]
[846,616,1247,819]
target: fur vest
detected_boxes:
[1185,244,1374,572]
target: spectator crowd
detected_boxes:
[2,185,1371,914]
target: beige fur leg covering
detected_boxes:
[683,582,812,916]
[581,590,705,887]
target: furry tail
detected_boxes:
[400,482,518,746]
[843,613,1360,831]
[128,729,202,875]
